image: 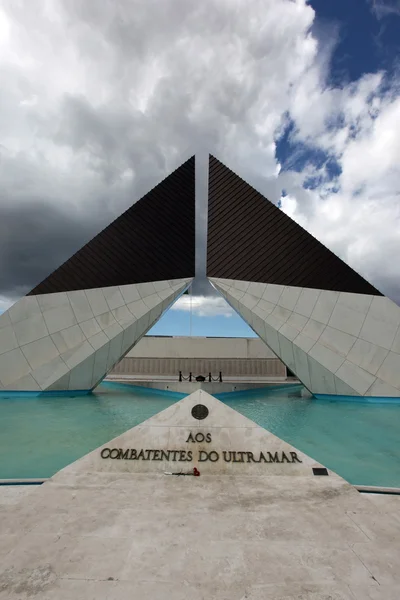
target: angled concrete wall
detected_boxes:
[126,336,277,359]
[211,278,400,398]
[113,336,286,379]
[0,278,191,392]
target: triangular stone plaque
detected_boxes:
[55,390,330,478]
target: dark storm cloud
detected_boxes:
[0,141,197,298]
[0,0,299,302]
[0,202,98,296]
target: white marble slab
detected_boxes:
[0,278,192,391]
[212,278,400,398]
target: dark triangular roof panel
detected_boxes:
[28,156,196,295]
[207,155,381,295]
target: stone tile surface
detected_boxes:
[13,314,48,346]
[67,290,95,323]
[20,336,60,370]
[0,326,18,356]
[279,286,302,311]
[263,322,281,355]
[376,351,400,390]
[119,284,141,304]
[102,286,125,311]
[335,360,376,395]
[8,296,42,325]
[279,322,299,342]
[328,303,367,338]
[293,344,312,390]
[301,318,325,342]
[293,287,320,318]
[318,326,357,357]
[31,356,69,389]
[310,289,340,325]
[307,355,337,394]
[68,353,96,390]
[278,334,296,371]
[50,324,87,353]
[213,278,400,398]
[42,305,77,335]
[88,331,109,351]
[0,279,191,391]
[60,340,94,369]
[360,313,398,351]
[136,282,157,299]
[37,291,70,312]
[334,376,360,397]
[79,317,102,340]
[246,281,266,300]
[262,283,285,304]
[84,288,109,317]
[309,341,345,373]
[365,378,400,397]
[0,348,32,387]
[347,338,388,375]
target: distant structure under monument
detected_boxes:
[0,153,399,399]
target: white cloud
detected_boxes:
[369,0,400,18]
[280,70,400,301]
[171,296,235,318]
[0,0,399,303]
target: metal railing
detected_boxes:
[178,371,223,383]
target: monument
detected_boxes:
[1,153,400,398]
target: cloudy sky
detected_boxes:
[0,0,399,336]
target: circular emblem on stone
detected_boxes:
[191,404,209,420]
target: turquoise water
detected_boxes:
[0,383,183,480]
[219,386,400,488]
[1,382,400,487]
